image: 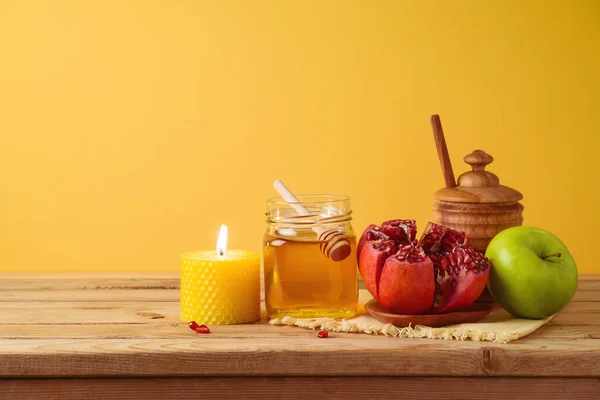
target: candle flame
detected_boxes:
[216,224,228,256]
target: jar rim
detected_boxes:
[266,193,350,206]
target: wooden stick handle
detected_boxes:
[430,114,457,188]
[272,180,351,262]
[272,180,311,216]
[273,179,324,235]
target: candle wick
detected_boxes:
[219,250,224,256]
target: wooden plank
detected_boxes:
[0,274,178,279]
[549,314,600,326]
[561,302,600,313]
[0,290,180,302]
[1,301,598,325]
[0,322,598,341]
[573,290,600,301]
[0,302,181,324]
[0,277,179,291]
[526,325,600,340]
[1,274,598,291]
[2,335,599,352]
[0,323,319,339]
[0,377,599,400]
[0,337,600,377]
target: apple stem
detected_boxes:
[542,253,562,260]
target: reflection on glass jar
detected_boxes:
[263,194,358,319]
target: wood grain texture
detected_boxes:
[318,229,352,262]
[430,114,457,188]
[0,276,180,290]
[432,199,524,253]
[0,300,597,325]
[0,289,180,302]
[1,377,599,400]
[0,275,598,380]
[458,150,499,186]
[1,323,598,340]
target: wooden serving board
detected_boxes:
[365,299,493,327]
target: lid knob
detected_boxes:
[457,150,499,187]
[464,149,494,171]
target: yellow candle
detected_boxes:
[180,226,260,324]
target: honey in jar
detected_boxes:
[263,195,358,319]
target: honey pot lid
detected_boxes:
[433,150,523,204]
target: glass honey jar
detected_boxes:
[263,194,358,319]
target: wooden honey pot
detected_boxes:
[430,115,524,254]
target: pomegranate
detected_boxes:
[379,219,417,246]
[357,220,490,314]
[377,243,434,314]
[419,223,490,313]
[358,239,397,298]
[418,222,467,256]
[357,224,387,260]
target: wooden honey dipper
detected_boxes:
[273,180,352,262]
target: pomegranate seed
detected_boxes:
[188,321,200,331]
[317,329,329,338]
[195,324,211,334]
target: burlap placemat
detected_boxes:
[270,305,553,343]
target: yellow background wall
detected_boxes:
[1,0,598,273]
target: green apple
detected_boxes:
[485,226,578,319]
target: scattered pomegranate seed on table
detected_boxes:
[317,330,329,338]
[188,321,211,334]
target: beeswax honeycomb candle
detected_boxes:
[180,250,261,324]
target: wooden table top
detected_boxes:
[1,274,599,399]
